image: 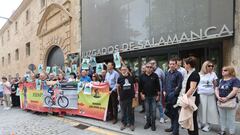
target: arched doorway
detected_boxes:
[47,46,64,69]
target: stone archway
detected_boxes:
[46,46,64,69]
[37,3,72,67]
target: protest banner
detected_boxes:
[19,82,110,121]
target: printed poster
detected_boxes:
[113,52,121,68]
[46,66,51,74]
[38,64,43,73]
[96,63,103,75]
[35,79,42,90]
[89,57,97,67]
[72,64,77,74]
[82,58,90,70]
[83,83,92,95]
[52,66,58,76]
[65,67,71,76]
[77,81,84,93]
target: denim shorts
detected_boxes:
[0,92,3,97]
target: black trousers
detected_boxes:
[11,94,20,107]
[107,90,118,120]
[187,110,199,135]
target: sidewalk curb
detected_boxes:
[63,116,132,135]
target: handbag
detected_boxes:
[132,98,139,108]
[217,97,237,109]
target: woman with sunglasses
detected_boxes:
[197,61,219,132]
[92,73,100,82]
[215,66,240,135]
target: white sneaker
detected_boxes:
[160,118,165,123]
[198,122,202,129]
[3,107,8,110]
[202,125,210,132]
[144,115,146,119]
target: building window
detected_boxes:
[2,57,4,67]
[41,0,46,8]
[26,42,30,56]
[7,30,10,41]
[15,21,18,33]
[15,49,19,60]
[26,9,30,24]
[8,53,11,64]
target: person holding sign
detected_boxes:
[117,65,135,131]
[106,62,120,124]
[80,70,91,83]
[68,72,77,82]
[11,78,20,107]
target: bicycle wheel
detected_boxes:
[44,96,54,107]
[58,96,69,108]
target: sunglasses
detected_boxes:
[207,65,214,67]
[222,69,228,72]
[146,66,152,68]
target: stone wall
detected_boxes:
[0,0,80,77]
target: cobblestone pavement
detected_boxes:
[0,106,108,135]
[1,106,239,135]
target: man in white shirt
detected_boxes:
[176,58,187,77]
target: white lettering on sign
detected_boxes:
[82,25,233,57]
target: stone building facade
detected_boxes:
[0,0,81,78]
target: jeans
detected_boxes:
[120,98,134,125]
[145,97,157,123]
[170,106,179,134]
[218,107,237,134]
[157,95,164,118]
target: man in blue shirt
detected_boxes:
[80,70,91,82]
[163,58,183,135]
[105,62,120,124]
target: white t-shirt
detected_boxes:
[178,67,187,78]
[198,72,218,95]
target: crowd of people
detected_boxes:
[0,76,20,110]
[0,56,239,135]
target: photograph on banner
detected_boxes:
[83,83,92,95]
[113,52,121,68]
[72,64,77,74]
[89,57,97,67]
[46,66,51,74]
[52,66,58,76]
[77,81,85,92]
[96,63,103,75]
[38,64,43,73]
[35,79,42,90]
[43,83,78,109]
[82,58,90,70]
[19,83,44,111]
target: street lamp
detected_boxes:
[0,16,12,23]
